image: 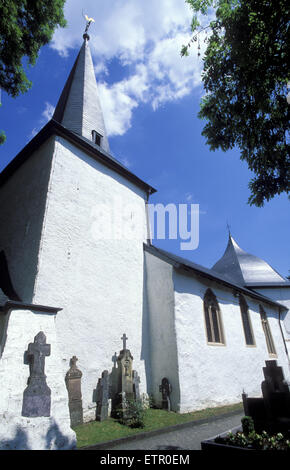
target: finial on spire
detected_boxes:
[82,11,95,40]
[226,220,231,237]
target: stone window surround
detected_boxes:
[239,294,256,347]
[203,288,226,346]
[259,304,277,357]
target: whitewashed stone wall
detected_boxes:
[254,287,290,342]
[173,270,290,413]
[0,304,76,450]
[32,137,150,421]
[144,249,290,414]
[144,250,180,411]
[0,138,55,303]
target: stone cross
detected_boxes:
[121,333,128,351]
[262,360,288,392]
[22,331,51,417]
[132,370,141,401]
[96,370,109,421]
[159,377,172,411]
[112,352,118,368]
[28,331,50,378]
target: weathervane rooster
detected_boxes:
[82,11,95,37]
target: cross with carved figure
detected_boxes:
[121,333,128,350]
[27,331,50,378]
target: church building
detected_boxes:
[0,33,289,449]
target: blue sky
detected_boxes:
[0,0,289,278]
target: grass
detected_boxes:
[74,402,243,448]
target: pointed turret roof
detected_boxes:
[0,31,156,195]
[53,34,109,153]
[212,235,287,286]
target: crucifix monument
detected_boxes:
[22,331,51,417]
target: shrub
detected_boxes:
[117,397,146,428]
[217,429,290,450]
[241,416,255,436]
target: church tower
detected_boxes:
[0,32,155,422]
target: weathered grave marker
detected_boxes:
[65,356,83,426]
[22,331,51,417]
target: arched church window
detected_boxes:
[203,289,225,344]
[239,295,255,346]
[259,305,277,356]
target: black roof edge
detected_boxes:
[0,300,62,315]
[144,243,287,311]
[245,282,290,288]
[0,119,157,195]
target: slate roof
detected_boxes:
[144,243,287,310]
[53,36,110,152]
[0,119,156,194]
[212,235,288,287]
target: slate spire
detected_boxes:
[53,34,109,153]
[212,234,286,285]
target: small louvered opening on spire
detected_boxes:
[92,130,103,146]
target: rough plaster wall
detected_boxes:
[32,137,149,421]
[173,271,290,413]
[254,287,290,340]
[144,251,180,411]
[0,138,55,303]
[0,307,76,450]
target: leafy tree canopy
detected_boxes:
[182,0,290,206]
[0,0,67,143]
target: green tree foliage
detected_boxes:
[0,131,5,145]
[183,0,290,206]
[0,0,67,143]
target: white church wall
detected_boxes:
[0,138,55,303]
[0,305,76,450]
[173,270,290,414]
[32,136,150,421]
[254,287,290,341]
[144,250,180,411]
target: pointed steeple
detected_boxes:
[53,34,109,153]
[212,234,286,286]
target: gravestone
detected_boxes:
[242,360,290,433]
[22,331,51,417]
[96,370,109,421]
[65,356,83,426]
[132,370,141,401]
[111,334,135,417]
[117,334,134,400]
[159,377,172,411]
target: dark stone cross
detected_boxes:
[132,370,141,401]
[262,360,288,392]
[22,331,51,417]
[112,352,118,368]
[96,370,109,421]
[242,360,290,434]
[121,333,128,351]
[159,377,172,411]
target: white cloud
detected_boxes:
[42,102,55,121]
[28,101,55,140]
[98,81,138,136]
[51,0,207,136]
